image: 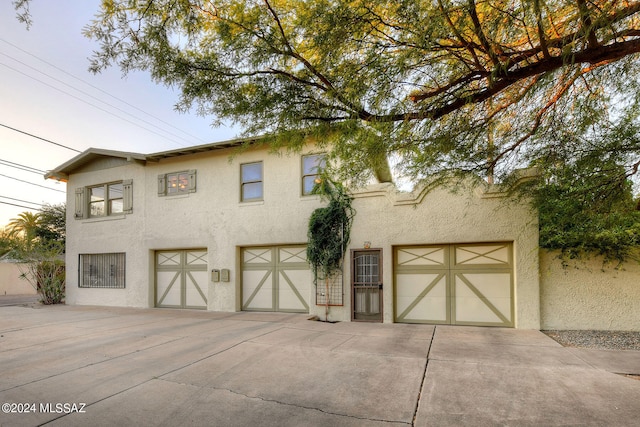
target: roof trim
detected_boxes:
[45,148,147,182]
[144,135,266,161]
[45,136,267,182]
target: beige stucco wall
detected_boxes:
[310,183,540,328]
[540,250,640,331]
[63,144,540,328]
[64,161,148,308]
[0,262,37,295]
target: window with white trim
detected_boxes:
[302,154,327,195]
[241,162,263,201]
[75,180,133,219]
[79,253,126,288]
[158,170,196,196]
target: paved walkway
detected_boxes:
[0,294,39,307]
[0,304,638,426]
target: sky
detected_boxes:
[0,1,239,228]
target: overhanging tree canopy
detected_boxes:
[63,0,640,181]
[14,0,640,258]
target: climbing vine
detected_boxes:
[307,178,355,319]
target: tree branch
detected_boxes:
[576,0,600,48]
[467,0,502,66]
[407,37,640,112]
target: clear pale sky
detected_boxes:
[0,1,238,228]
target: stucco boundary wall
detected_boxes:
[540,250,640,331]
[0,262,37,296]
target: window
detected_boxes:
[75,180,132,219]
[158,170,196,196]
[241,162,263,201]
[302,154,327,195]
[79,253,126,288]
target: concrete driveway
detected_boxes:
[0,304,638,426]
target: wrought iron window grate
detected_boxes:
[79,253,126,288]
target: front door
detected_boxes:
[352,249,383,322]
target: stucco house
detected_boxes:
[45,137,640,330]
[45,137,545,329]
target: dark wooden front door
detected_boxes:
[352,249,383,322]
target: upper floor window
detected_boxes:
[89,182,123,217]
[241,162,263,201]
[158,170,196,196]
[302,154,327,195]
[75,180,133,219]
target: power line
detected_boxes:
[0,123,81,153]
[0,195,43,207]
[0,60,191,148]
[0,38,207,145]
[0,53,196,147]
[0,200,39,210]
[0,173,66,193]
[0,158,46,175]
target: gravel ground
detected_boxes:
[543,330,640,351]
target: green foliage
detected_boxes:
[307,178,355,281]
[534,154,640,263]
[7,211,42,250]
[68,0,640,187]
[6,205,67,304]
[15,1,640,255]
[35,204,66,248]
[14,240,65,305]
[0,228,13,257]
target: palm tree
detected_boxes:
[8,211,42,250]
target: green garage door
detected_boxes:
[241,246,311,313]
[394,243,514,327]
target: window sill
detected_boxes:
[240,200,264,207]
[161,193,191,200]
[81,215,127,224]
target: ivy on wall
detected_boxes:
[307,179,355,319]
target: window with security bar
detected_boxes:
[79,253,126,288]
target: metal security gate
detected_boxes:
[352,249,383,322]
[241,246,310,312]
[394,243,514,327]
[156,249,208,309]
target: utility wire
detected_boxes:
[0,52,195,147]
[0,158,46,175]
[0,60,190,148]
[0,173,65,193]
[0,38,207,144]
[0,195,43,207]
[0,200,40,210]
[0,123,81,153]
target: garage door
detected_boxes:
[156,249,208,309]
[241,246,311,313]
[394,243,514,327]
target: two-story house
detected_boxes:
[46,137,542,328]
